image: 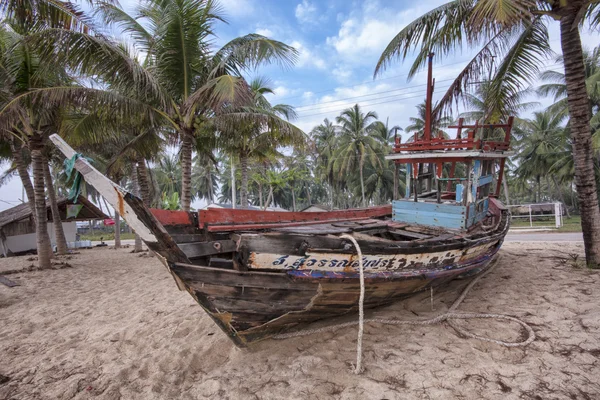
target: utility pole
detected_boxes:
[393,127,399,200]
[231,155,236,209]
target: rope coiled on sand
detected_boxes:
[274,243,535,373]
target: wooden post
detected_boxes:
[424,52,434,142]
[413,163,419,202]
[405,163,412,199]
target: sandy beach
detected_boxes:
[1,242,599,399]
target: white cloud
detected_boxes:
[255,28,273,37]
[219,0,254,18]
[291,40,327,70]
[292,82,411,133]
[295,0,318,24]
[326,0,445,64]
[332,65,353,82]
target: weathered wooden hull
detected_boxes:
[168,215,507,347]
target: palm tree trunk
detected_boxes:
[30,136,52,268]
[359,153,366,207]
[258,181,263,208]
[180,132,193,211]
[291,185,296,211]
[137,157,151,205]
[239,152,249,209]
[43,157,68,255]
[264,186,273,210]
[207,162,214,204]
[560,11,600,267]
[306,183,312,205]
[11,142,36,217]
[329,182,334,208]
[114,209,121,248]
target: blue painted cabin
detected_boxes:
[385,118,513,231]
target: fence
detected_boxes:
[506,202,563,229]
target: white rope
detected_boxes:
[274,255,535,371]
[338,234,365,374]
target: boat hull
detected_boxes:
[170,234,504,347]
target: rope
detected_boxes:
[339,234,365,374]
[274,255,535,371]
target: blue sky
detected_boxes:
[1,0,600,211]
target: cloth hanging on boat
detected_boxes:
[64,153,92,203]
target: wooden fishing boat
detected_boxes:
[48,60,514,347]
[49,117,512,347]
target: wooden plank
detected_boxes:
[393,210,465,230]
[178,240,237,258]
[274,224,351,234]
[171,233,206,243]
[392,200,466,215]
[389,230,431,240]
[49,135,190,266]
[170,262,320,291]
[198,205,391,227]
[206,216,383,232]
[0,275,19,287]
[150,209,193,227]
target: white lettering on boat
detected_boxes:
[249,242,498,272]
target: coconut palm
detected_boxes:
[2,0,298,212]
[515,111,567,202]
[537,46,600,122]
[375,0,600,267]
[0,16,78,267]
[333,104,383,208]
[312,118,338,207]
[218,77,305,209]
[404,102,452,140]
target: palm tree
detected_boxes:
[375,0,600,267]
[312,118,338,207]
[537,46,600,123]
[333,104,383,208]
[3,0,298,212]
[515,111,567,202]
[219,77,305,209]
[0,17,78,267]
[405,102,452,140]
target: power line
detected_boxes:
[292,61,566,115]
[295,84,452,114]
[293,78,457,111]
[277,59,475,102]
[296,84,454,119]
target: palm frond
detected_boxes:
[212,34,298,77]
[94,1,154,55]
[374,0,474,78]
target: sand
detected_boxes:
[1,241,599,400]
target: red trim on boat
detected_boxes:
[150,209,193,226]
[197,205,391,228]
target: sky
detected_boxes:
[1,0,600,211]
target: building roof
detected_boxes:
[300,204,332,212]
[0,195,109,229]
[204,203,289,212]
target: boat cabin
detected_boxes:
[385,117,513,231]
